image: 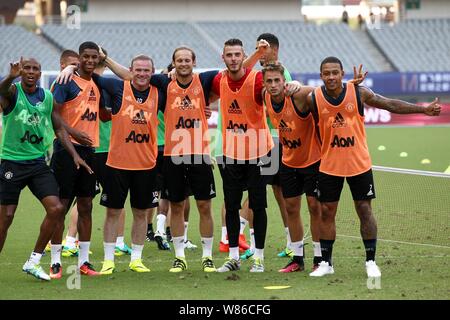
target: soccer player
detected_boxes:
[213,39,301,273]
[50,42,106,278]
[146,64,176,251]
[102,48,219,272]
[0,57,91,280]
[240,32,299,260]
[262,62,367,272]
[94,53,133,257]
[149,109,172,251]
[307,56,441,278]
[149,47,218,272]
[262,62,322,272]
[45,49,80,255]
[53,50,132,257]
[59,53,165,274]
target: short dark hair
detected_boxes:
[167,62,174,73]
[224,38,243,47]
[320,56,343,72]
[160,62,174,75]
[60,49,79,63]
[257,33,279,48]
[262,62,285,79]
[78,41,99,54]
[172,46,196,63]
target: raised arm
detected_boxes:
[51,108,93,173]
[99,48,132,81]
[243,39,270,69]
[0,59,21,104]
[284,80,302,96]
[348,64,368,86]
[292,85,316,113]
[360,86,441,116]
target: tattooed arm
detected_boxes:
[359,86,441,116]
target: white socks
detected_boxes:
[285,227,292,249]
[29,252,42,265]
[254,248,264,260]
[313,241,322,257]
[115,236,124,248]
[78,241,90,267]
[51,244,62,266]
[249,228,255,252]
[221,226,228,244]
[65,236,77,249]
[104,242,115,261]
[291,240,304,257]
[201,237,213,258]
[239,217,248,235]
[183,222,189,242]
[173,236,185,258]
[156,214,167,235]
[229,247,240,261]
[131,244,144,261]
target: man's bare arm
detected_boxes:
[51,108,93,173]
[53,98,93,146]
[304,92,315,113]
[292,86,316,113]
[99,48,132,81]
[360,86,441,116]
[0,59,21,101]
[243,39,270,69]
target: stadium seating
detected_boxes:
[0,25,60,75]
[40,21,380,73]
[41,22,221,70]
[198,21,381,73]
[368,19,450,72]
[2,20,449,75]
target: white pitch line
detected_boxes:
[337,234,450,249]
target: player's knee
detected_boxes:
[1,210,15,222]
[307,201,321,217]
[321,202,336,213]
[54,202,65,216]
[285,205,298,217]
[133,211,147,222]
[45,202,64,220]
[77,200,93,215]
[320,204,336,222]
[171,201,184,212]
[355,201,372,218]
[196,200,211,215]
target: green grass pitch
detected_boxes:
[0,126,449,299]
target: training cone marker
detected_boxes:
[264,285,291,290]
[400,152,408,157]
[378,145,386,151]
[421,159,431,164]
